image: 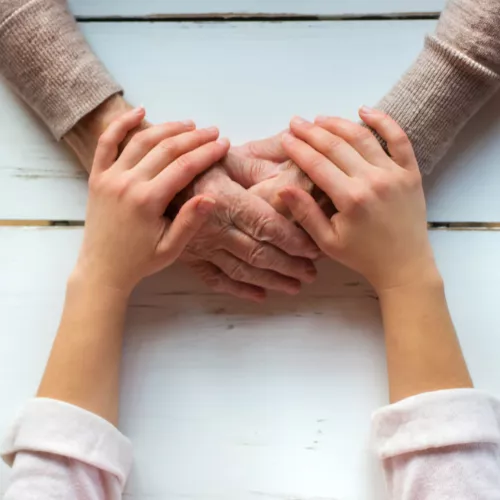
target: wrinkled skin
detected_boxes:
[66,98,324,301]
[176,132,338,302]
[178,137,315,301]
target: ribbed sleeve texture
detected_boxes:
[375,0,500,174]
[0,0,122,139]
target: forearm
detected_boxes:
[37,273,129,425]
[378,269,472,403]
[375,0,500,174]
[0,0,122,142]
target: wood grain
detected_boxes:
[1,228,499,499]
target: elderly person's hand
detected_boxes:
[178,162,319,302]
[68,97,320,302]
[179,132,335,302]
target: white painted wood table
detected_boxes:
[1,2,500,499]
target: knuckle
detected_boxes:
[252,217,276,242]
[326,136,344,154]
[348,186,369,208]
[178,211,197,233]
[295,206,313,227]
[109,175,133,199]
[390,129,410,148]
[226,261,247,282]
[130,130,153,149]
[174,152,194,171]
[157,139,178,157]
[202,271,223,291]
[368,171,392,197]
[307,153,325,172]
[247,244,267,266]
[130,187,150,208]
[97,132,115,150]
[350,124,373,143]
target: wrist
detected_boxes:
[376,264,444,301]
[63,95,141,172]
[67,266,132,307]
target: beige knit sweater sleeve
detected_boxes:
[376,0,500,174]
[0,0,499,172]
[0,0,122,139]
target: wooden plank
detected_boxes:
[1,228,500,499]
[69,0,445,18]
[2,21,500,222]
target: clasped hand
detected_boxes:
[77,106,433,301]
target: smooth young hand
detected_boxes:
[74,108,229,296]
[278,107,437,293]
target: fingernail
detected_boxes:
[206,126,219,134]
[315,115,328,123]
[359,105,375,115]
[291,116,308,126]
[281,133,295,144]
[196,197,216,215]
[216,137,230,147]
[134,106,145,115]
[182,119,195,127]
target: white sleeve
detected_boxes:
[372,389,500,499]
[1,398,133,500]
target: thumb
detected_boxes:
[219,131,290,187]
[220,151,281,188]
[241,131,289,163]
[156,196,216,266]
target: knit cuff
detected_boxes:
[372,389,500,460]
[1,398,133,489]
[375,35,500,175]
[0,0,123,139]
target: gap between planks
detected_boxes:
[75,13,440,23]
[2,221,500,231]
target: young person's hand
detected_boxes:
[278,107,438,293]
[74,108,229,296]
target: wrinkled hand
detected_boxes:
[180,163,319,302]
[222,132,336,218]
[180,132,341,302]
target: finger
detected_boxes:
[210,250,302,296]
[278,187,339,257]
[290,116,370,176]
[241,131,289,162]
[150,138,230,207]
[186,259,266,302]
[157,196,216,265]
[358,107,418,170]
[92,107,146,172]
[116,120,195,170]
[229,189,320,260]
[314,115,391,167]
[248,160,314,217]
[220,151,280,188]
[134,127,221,180]
[222,229,317,283]
[281,132,351,209]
